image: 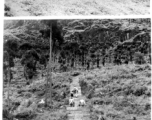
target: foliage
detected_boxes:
[39,54,47,67]
[3,19,151,120]
[19,42,33,50]
[82,64,151,120]
[4,19,151,69]
[21,49,39,65]
[4,39,19,58]
[4,4,13,17]
[3,40,19,82]
[20,49,39,81]
[134,52,146,64]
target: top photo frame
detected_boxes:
[4,0,150,17]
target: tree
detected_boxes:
[41,20,64,106]
[20,49,39,84]
[41,20,53,107]
[3,39,19,111]
[47,21,53,106]
[3,51,11,108]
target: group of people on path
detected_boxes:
[69,87,86,107]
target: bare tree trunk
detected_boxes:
[7,53,11,110]
[45,66,49,106]
[45,22,53,107]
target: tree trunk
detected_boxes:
[7,53,11,110]
[45,22,53,107]
[81,54,84,67]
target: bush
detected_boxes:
[133,86,147,96]
[134,52,146,64]
[19,42,33,51]
[87,87,95,99]
[145,103,151,111]
[39,54,47,67]
[91,97,104,105]
[24,65,34,81]
[79,78,95,98]
[4,4,10,11]
[3,40,18,68]
[79,79,88,95]
[4,40,19,56]
[4,4,13,17]
[3,108,13,120]
[14,109,36,120]
[60,64,68,72]
[21,49,40,81]
[90,113,98,120]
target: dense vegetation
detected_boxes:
[3,19,151,120]
[79,64,151,120]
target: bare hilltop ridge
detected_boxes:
[5,0,150,16]
[3,19,151,120]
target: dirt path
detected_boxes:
[66,75,90,120]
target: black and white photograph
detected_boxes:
[3,19,151,120]
[4,0,150,16]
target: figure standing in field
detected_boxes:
[79,99,86,107]
[69,92,75,107]
[102,57,105,66]
[86,60,90,70]
[96,55,100,68]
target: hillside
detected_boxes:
[4,19,151,64]
[3,19,151,120]
[79,64,151,120]
[5,0,150,16]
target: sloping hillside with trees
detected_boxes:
[5,0,150,16]
[3,19,151,120]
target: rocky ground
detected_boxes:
[5,0,150,16]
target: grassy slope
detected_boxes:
[3,60,151,120]
[5,0,150,16]
[3,59,71,120]
[79,64,151,120]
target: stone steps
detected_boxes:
[68,75,91,120]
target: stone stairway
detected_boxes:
[66,76,91,120]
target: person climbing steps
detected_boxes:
[69,98,75,107]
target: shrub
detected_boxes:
[39,54,47,67]
[4,40,19,56]
[87,87,95,99]
[134,52,146,64]
[145,103,151,111]
[133,86,147,96]
[3,108,14,120]
[21,49,39,81]
[15,109,36,120]
[90,113,98,120]
[79,79,88,95]
[19,42,33,51]
[4,4,10,11]
[4,4,13,17]
[60,64,69,72]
